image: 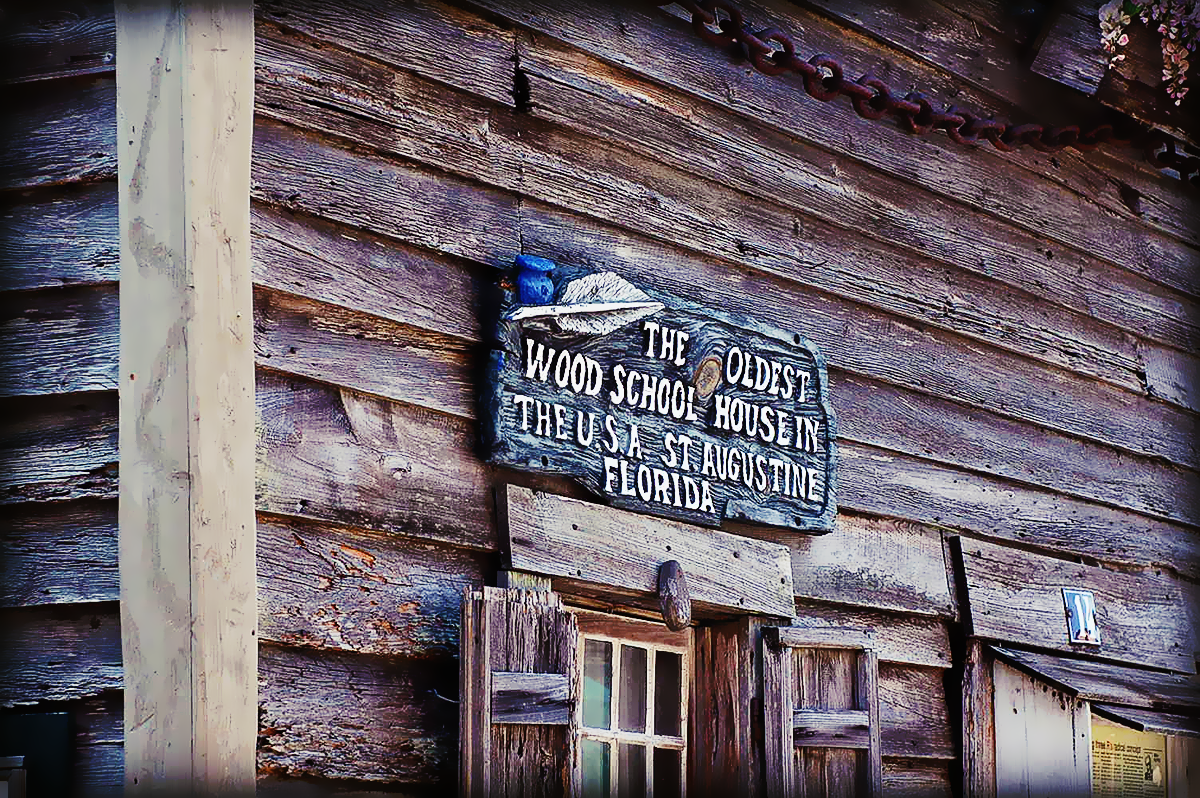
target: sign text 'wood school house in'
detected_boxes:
[2,0,1198,796]
[485,255,838,533]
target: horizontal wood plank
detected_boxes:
[0,391,118,504]
[502,485,796,618]
[252,46,1200,465]
[0,603,122,707]
[772,626,874,651]
[258,643,456,784]
[956,536,1196,673]
[490,672,570,725]
[0,77,116,190]
[1090,704,1200,737]
[793,708,870,748]
[252,203,484,343]
[0,500,117,607]
[789,602,951,668]
[256,0,513,107]
[0,1,115,84]
[0,184,119,291]
[257,515,487,658]
[992,646,1200,711]
[0,285,118,397]
[882,758,952,798]
[253,286,473,421]
[838,445,1200,580]
[255,370,496,551]
[1030,7,1106,95]
[250,121,518,273]
[746,514,953,618]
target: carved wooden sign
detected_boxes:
[483,256,837,534]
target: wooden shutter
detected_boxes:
[762,626,883,798]
[460,586,579,798]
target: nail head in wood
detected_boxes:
[657,559,691,631]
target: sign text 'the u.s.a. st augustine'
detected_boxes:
[483,256,837,534]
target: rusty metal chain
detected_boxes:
[648,0,1200,188]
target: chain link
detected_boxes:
[647,0,1200,189]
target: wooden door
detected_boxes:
[762,626,883,798]
[460,587,579,798]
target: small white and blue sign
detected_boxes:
[1062,588,1101,645]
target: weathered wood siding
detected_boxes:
[0,3,122,794]
[247,0,1198,792]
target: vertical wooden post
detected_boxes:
[116,0,257,792]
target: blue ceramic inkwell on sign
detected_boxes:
[515,254,556,305]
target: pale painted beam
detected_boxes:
[116,0,256,792]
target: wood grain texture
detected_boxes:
[464,0,1200,299]
[0,391,118,505]
[789,602,951,668]
[117,2,258,789]
[882,759,952,798]
[837,444,1200,580]
[0,500,117,607]
[253,285,474,421]
[0,603,122,707]
[1030,6,1107,95]
[879,664,954,760]
[516,24,1200,376]
[992,647,1200,710]
[250,122,519,272]
[255,0,513,107]
[258,643,456,785]
[1091,704,1200,737]
[251,202,484,343]
[993,660,1091,798]
[793,709,871,748]
[0,77,116,189]
[259,0,1200,364]
[490,672,570,725]
[747,513,953,618]
[831,369,1200,530]
[0,184,119,291]
[503,485,796,618]
[793,647,859,796]
[0,285,118,397]
[763,630,795,798]
[257,515,487,658]
[691,618,759,797]
[956,535,1197,673]
[0,1,116,84]
[255,370,496,551]
[962,640,996,798]
[252,40,1200,465]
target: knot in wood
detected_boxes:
[657,560,691,631]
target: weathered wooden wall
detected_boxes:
[0,3,122,794]
[235,0,1194,793]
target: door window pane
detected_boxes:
[618,645,648,733]
[653,747,682,798]
[584,639,613,729]
[617,743,646,798]
[654,650,682,737]
[581,738,610,798]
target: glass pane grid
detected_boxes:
[579,633,687,798]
